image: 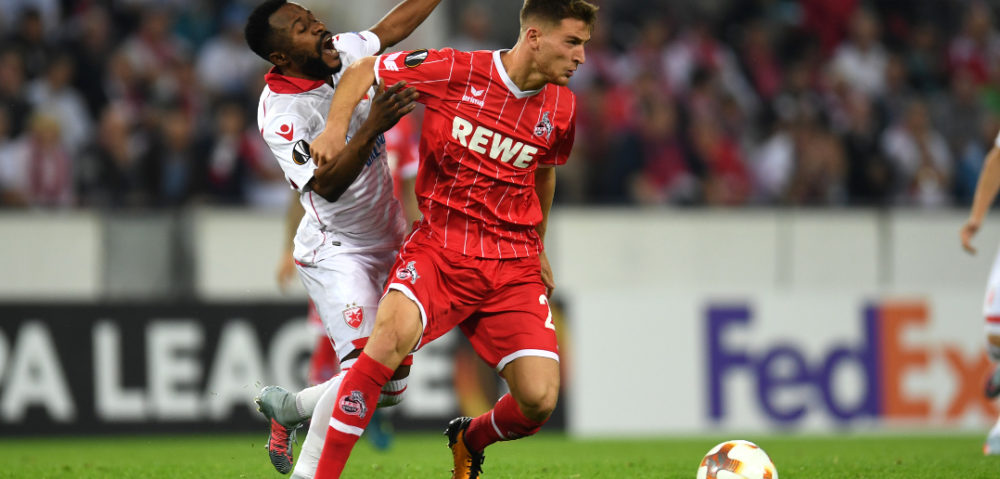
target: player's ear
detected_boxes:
[524,26,542,50]
[269,51,289,67]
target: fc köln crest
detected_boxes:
[343,304,364,329]
[534,111,553,141]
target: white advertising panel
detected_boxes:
[567,288,993,436]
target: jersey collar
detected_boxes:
[493,50,542,99]
[264,67,327,94]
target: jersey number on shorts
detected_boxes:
[539,294,555,330]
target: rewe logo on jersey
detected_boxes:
[452,116,539,168]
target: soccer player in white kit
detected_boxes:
[243,0,438,476]
[960,129,1000,454]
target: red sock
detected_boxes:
[314,352,393,478]
[463,393,547,453]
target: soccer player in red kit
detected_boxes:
[306,1,597,477]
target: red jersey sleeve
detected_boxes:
[539,107,576,167]
[374,48,458,104]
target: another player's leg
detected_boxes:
[313,290,423,477]
[984,334,1000,454]
[449,356,559,479]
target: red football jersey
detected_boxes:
[375,48,576,259]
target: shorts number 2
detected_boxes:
[539,294,555,330]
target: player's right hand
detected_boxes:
[961,219,981,255]
[276,252,297,291]
[368,79,418,133]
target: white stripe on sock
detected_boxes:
[489,410,505,440]
[329,417,364,436]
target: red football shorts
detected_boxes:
[382,232,559,371]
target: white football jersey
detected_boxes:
[257,31,406,264]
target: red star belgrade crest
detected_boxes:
[343,304,364,329]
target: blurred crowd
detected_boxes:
[1,0,999,210]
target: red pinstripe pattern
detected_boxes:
[378,49,577,259]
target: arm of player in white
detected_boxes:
[368,0,442,53]
[309,56,382,167]
[961,130,1000,254]
[308,77,416,202]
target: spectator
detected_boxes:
[932,67,988,162]
[145,104,205,208]
[689,116,751,206]
[947,0,1000,87]
[4,7,54,80]
[0,110,74,208]
[196,5,266,97]
[448,2,501,52]
[0,48,31,138]
[830,7,888,98]
[881,99,953,207]
[67,5,117,118]
[955,114,1000,204]
[785,120,847,205]
[628,95,698,205]
[78,103,151,209]
[840,91,892,206]
[26,53,93,154]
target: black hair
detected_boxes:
[245,0,287,62]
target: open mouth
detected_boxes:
[320,33,336,57]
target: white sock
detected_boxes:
[989,343,1000,362]
[294,374,341,419]
[292,373,344,478]
[378,377,408,407]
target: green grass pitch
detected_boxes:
[0,432,997,478]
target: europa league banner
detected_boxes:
[0,303,566,436]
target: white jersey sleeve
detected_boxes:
[333,31,381,61]
[261,112,318,192]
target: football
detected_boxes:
[696,440,778,479]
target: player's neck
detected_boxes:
[501,45,547,92]
[275,66,332,86]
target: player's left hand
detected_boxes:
[367,79,418,133]
[539,250,555,297]
[961,219,981,255]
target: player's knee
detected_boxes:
[514,382,559,422]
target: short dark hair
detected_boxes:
[245,0,287,62]
[520,0,598,30]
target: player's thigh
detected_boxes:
[461,279,558,371]
[384,235,484,351]
[297,251,394,360]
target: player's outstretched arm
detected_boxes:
[535,166,557,296]
[962,143,1000,254]
[310,56,380,166]
[369,0,442,53]
[308,79,417,202]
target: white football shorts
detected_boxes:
[984,246,1000,336]
[296,248,398,364]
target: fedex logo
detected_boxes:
[707,302,996,425]
[452,116,538,168]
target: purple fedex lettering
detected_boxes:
[706,305,881,424]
